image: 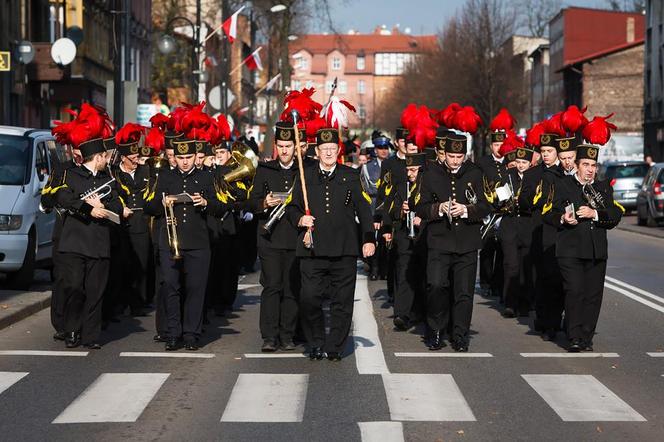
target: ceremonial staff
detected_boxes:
[291,110,313,249]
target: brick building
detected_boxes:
[645,0,664,161]
[288,27,436,131]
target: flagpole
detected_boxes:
[230,47,263,76]
[255,73,281,95]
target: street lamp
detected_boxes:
[156,34,176,55]
[157,16,199,100]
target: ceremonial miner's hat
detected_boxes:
[539,133,558,150]
[575,144,600,162]
[555,136,576,153]
[490,131,507,144]
[275,121,305,142]
[172,138,197,156]
[395,127,409,141]
[515,147,535,162]
[444,132,467,154]
[489,109,515,144]
[405,152,426,167]
[505,149,517,163]
[316,128,340,146]
[213,140,230,151]
[78,138,107,159]
[164,131,184,149]
[115,123,145,157]
[435,127,454,152]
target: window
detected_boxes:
[35,142,50,181]
[294,55,308,70]
[305,80,313,89]
[292,80,301,90]
[375,53,412,75]
[358,104,366,120]
[356,55,365,70]
[325,80,334,93]
[338,80,347,93]
[331,56,341,70]
[358,80,366,94]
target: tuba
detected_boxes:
[223,142,258,183]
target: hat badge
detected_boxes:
[517,149,526,158]
[587,147,598,159]
[130,144,139,155]
[280,129,292,140]
[177,143,188,154]
[541,135,551,144]
[560,140,570,149]
[320,130,333,142]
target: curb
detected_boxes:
[616,225,664,240]
[0,293,51,331]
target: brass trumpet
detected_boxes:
[162,193,182,260]
[80,178,115,200]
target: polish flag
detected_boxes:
[222,5,245,43]
[243,47,264,71]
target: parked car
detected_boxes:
[598,161,649,213]
[0,126,57,289]
[636,162,664,227]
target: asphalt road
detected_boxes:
[0,227,663,441]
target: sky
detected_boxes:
[327,0,607,35]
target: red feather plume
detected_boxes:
[144,127,165,153]
[216,114,231,140]
[435,102,462,128]
[498,130,524,156]
[115,123,145,145]
[400,103,419,130]
[280,87,323,122]
[150,113,170,131]
[404,105,439,150]
[489,108,516,132]
[304,117,326,143]
[543,112,566,137]
[452,106,483,134]
[582,113,617,145]
[525,122,546,147]
[561,105,589,134]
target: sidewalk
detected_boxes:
[616,216,664,239]
[0,290,51,330]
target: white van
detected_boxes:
[0,126,57,289]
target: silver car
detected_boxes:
[636,163,664,226]
[0,126,56,289]
[598,161,649,213]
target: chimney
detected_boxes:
[626,17,635,43]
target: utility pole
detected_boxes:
[113,0,124,125]
[194,0,201,102]
[221,0,229,114]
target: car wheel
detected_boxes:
[6,229,36,291]
[647,210,659,227]
[637,205,647,226]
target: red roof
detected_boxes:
[289,33,437,55]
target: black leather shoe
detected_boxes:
[428,330,446,351]
[165,338,181,351]
[153,334,166,343]
[327,352,342,362]
[568,339,582,353]
[184,341,199,351]
[309,347,325,360]
[262,340,278,352]
[501,308,516,318]
[393,316,409,331]
[583,340,594,352]
[83,342,102,350]
[280,340,296,351]
[53,332,66,341]
[541,329,557,341]
[452,339,469,352]
[65,332,80,348]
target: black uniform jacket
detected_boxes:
[206,164,249,238]
[54,165,123,258]
[476,154,509,210]
[498,168,533,248]
[41,159,77,243]
[543,176,622,260]
[144,167,226,251]
[381,178,426,252]
[114,164,150,234]
[415,160,492,254]
[375,154,408,222]
[520,162,564,250]
[247,159,299,250]
[287,163,374,258]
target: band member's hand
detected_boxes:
[383,233,392,242]
[362,243,376,258]
[414,216,422,227]
[402,201,410,213]
[163,196,176,207]
[450,201,466,217]
[123,207,133,218]
[563,210,578,225]
[90,207,106,219]
[264,192,282,208]
[576,206,596,219]
[85,195,104,209]
[298,215,315,227]
[192,193,207,207]
[373,222,381,231]
[439,201,450,215]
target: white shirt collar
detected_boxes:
[83,163,97,177]
[120,162,136,178]
[574,173,593,185]
[320,164,337,174]
[396,151,406,160]
[492,154,504,163]
[280,160,294,169]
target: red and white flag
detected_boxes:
[222,5,246,43]
[243,47,263,71]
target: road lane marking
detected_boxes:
[395,352,493,358]
[119,352,215,359]
[520,353,620,358]
[605,276,664,305]
[220,373,308,422]
[238,284,261,290]
[604,282,664,314]
[358,422,405,442]
[0,372,29,395]
[0,350,88,357]
[522,374,646,422]
[243,353,307,358]
[352,275,389,375]
[647,352,664,357]
[52,373,169,423]
[382,374,476,421]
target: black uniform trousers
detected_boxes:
[370,234,389,278]
[300,256,357,353]
[480,230,503,297]
[58,252,109,344]
[159,248,211,342]
[426,249,477,341]
[535,241,564,331]
[120,231,151,312]
[50,231,65,333]
[208,233,240,312]
[394,239,426,322]
[102,228,123,321]
[500,226,532,315]
[258,247,299,342]
[557,257,607,343]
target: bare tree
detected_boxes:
[605,0,646,13]
[513,0,562,37]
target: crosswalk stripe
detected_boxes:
[0,372,29,395]
[382,374,476,421]
[243,353,307,358]
[0,350,88,357]
[358,421,405,442]
[352,276,389,375]
[647,352,664,357]
[395,352,493,358]
[520,353,620,358]
[522,374,646,422]
[220,374,308,422]
[119,352,215,359]
[52,373,170,423]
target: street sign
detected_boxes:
[0,51,10,71]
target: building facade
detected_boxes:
[288,27,436,131]
[645,0,664,161]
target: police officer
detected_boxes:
[543,143,623,351]
[54,136,123,349]
[288,127,375,361]
[416,133,492,352]
[247,121,303,352]
[145,138,226,351]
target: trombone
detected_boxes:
[162,193,182,260]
